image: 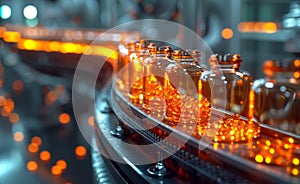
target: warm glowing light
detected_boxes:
[284,144,289,149]
[13,80,24,92]
[83,46,93,55]
[56,160,67,170]
[27,161,38,172]
[9,113,19,123]
[288,137,294,144]
[294,59,300,67]
[75,145,87,157]
[4,98,14,111]
[3,31,21,43]
[31,136,42,146]
[14,132,24,142]
[45,91,57,105]
[60,43,75,53]
[269,148,275,154]
[49,41,60,52]
[292,168,299,176]
[238,22,278,33]
[59,113,70,124]
[222,28,233,39]
[16,38,117,59]
[294,71,300,79]
[40,150,51,161]
[0,27,6,38]
[265,140,271,146]
[92,46,118,60]
[88,116,94,127]
[293,158,300,166]
[51,165,62,176]
[1,108,10,117]
[262,22,277,33]
[265,156,271,164]
[255,154,264,163]
[28,143,39,153]
[23,39,37,50]
[248,90,255,118]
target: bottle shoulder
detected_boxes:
[201,69,252,81]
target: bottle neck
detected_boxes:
[175,58,195,64]
[212,64,240,71]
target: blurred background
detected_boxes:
[0,0,299,183]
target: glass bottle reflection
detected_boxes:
[143,46,173,119]
[252,59,300,135]
[164,50,206,126]
[201,54,252,117]
[128,40,151,105]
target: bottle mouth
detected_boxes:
[209,53,242,69]
[209,54,242,68]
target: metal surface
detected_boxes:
[107,83,299,184]
[91,136,117,184]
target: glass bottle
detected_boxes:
[252,59,300,135]
[118,41,135,72]
[142,46,173,119]
[128,40,151,105]
[200,54,259,142]
[200,54,252,116]
[164,50,206,127]
[116,41,136,92]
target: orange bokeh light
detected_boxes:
[222,28,233,39]
[28,143,39,153]
[49,41,60,52]
[51,165,62,176]
[45,91,57,105]
[294,59,300,67]
[27,161,38,172]
[40,150,51,161]
[3,31,21,43]
[238,22,278,33]
[31,136,42,146]
[262,22,277,33]
[0,27,6,38]
[255,154,264,163]
[13,80,24,93]
[59,113,70,124]
[4,98,14,110]
[23,39,37,50]
[88,116,94,127]
[75,145,87,158]
[9,113,19,123]
[14,132,24,142]
[56,160,67,170]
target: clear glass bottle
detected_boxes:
[128,40,151,105]
[164,50,206,126]
[252,59,300,135]
[200,54,252,117]
[117,41,136,92]
[142,46,173,119]
[117,41,135,72]
[200,54,260,142]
